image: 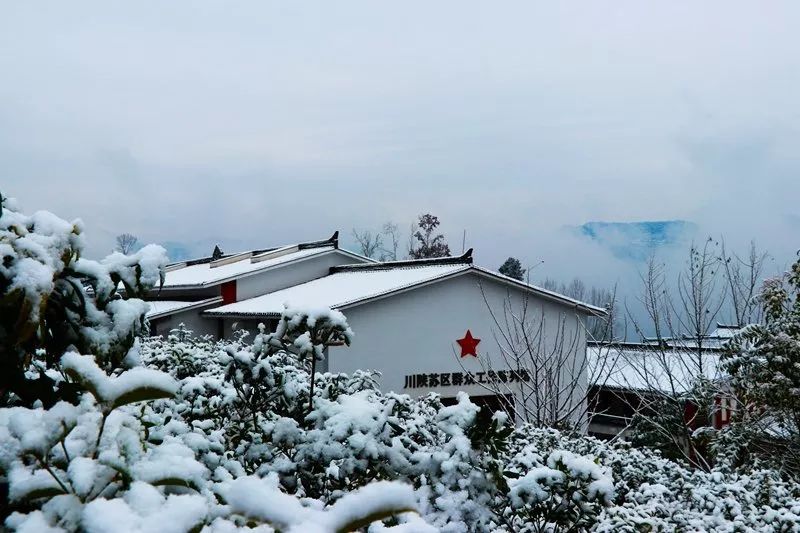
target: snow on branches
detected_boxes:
[0,194,168,407]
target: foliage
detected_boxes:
[0,194,167,408]
[144,326,511,531]
[498,257,525,281]
[409,214,451,259]
[6,315,800,531]
[718,253,800,476]
[139,327,800,532]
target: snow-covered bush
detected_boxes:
[502,446,614,532]
[142,321,511,531]
[1,323,433,532]
[502,428,800,531]
[0,193,168,407]
[142,323,800,532]
[4,194,800,532]
[0,196,432,532]
[719,253,800,476]
[8,312,800,532]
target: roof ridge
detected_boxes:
[298,231,339,250]
[165,232,339,269]
[330,248,472,273]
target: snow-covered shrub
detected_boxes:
[502,446,614,532]
[142,320,511,532]
[1,336,432,532]
[0,193,168,407]
[719,254,800,476]
[0,354,210,531]
[0,196,431,532]
[138,318,800,532]
[503,427,800,532]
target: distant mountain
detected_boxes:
[575,220,696,261]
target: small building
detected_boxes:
[146,233,606,425]
[145,232,371,337]
[587,324,739,439]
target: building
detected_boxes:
[587,325,739,438]
[146,233,606,424]
[146,232,371,338]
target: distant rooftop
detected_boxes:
[588,342,722,393]
[157,232,371,289]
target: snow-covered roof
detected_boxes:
[469,266,607,315]
[710,324,742,339]
[639,324,744,351]
[588,343,723,393]
[162,246,333,288]
[204,250,607,318]
[158,232,369,289]
[204,263,471,317]
[146,297,223,319]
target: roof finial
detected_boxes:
[212,245,224,260]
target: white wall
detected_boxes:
[150,307,219,338]
[327,273,589,426]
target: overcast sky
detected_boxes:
[2,1,799,292]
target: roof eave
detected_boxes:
[147,296,224,320]
[470,267,608,317]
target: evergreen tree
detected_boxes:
[498,257,526,281]
[409,213,451,259]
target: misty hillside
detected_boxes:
[576,220,696,261]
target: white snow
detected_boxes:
[131,441,207,488]
[206,264,469,316]
[61,352,178,406]
[225,476,424,533]
[82,486,208,533]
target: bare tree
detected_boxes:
[380,222,401,261]
[720,239,769,326]
[539,277,617,341]
[464,283,617,431]
[612,250,728,470]
[115,233,139,254]
[541,278,559,292]
[406,222,416,259]
[566,278,586,302]
[351,228,383,259]
[670,239,727,374]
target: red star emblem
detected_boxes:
[456,330,480,357]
